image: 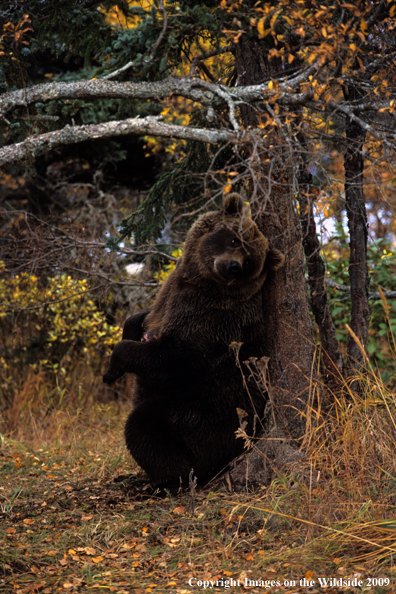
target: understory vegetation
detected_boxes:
[1,336,396,593]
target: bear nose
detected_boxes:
[227,260,243,278]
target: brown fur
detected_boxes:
[103,194,284,487]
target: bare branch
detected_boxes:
[326,279,396,300]
[0,67,319,120]
[192,79,240,132]
[0,115,238,167]
[189,45,232,77]
[147,0,168,64]
[0,77,214,118]
[327,98,396,149]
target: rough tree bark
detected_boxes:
[297,136,344,386]
[234,36,315,440]
[0,116,237,167]
[343,85,370,370]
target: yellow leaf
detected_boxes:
[257,17,265,37]
[223,183,232,194]
[268,80,274,90]
[270,9,282,30]
[305,570,314,579]
[84,547,96,555]
[92,556,104,563]
[360,19,368,34]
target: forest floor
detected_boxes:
[1,400,396,594]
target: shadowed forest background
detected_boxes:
[1,1,396,592]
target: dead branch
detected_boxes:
[0,116,238,167]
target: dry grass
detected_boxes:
[1,362,396,593]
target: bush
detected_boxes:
[325,231,396,383]
[0,268,122,405]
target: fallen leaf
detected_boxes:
[6,527,16,534]
[84,547,96,555]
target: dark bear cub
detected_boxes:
[104,194,284,488]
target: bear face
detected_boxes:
[179,193,283,299]
[103,193,284,489]
[199,225,267,284]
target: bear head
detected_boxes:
[180,194,284,293]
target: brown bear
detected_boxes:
[103,194,284,488]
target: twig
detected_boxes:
[326,278,396,300]
[192,79,240,132]
[189,45,232,77]
[102,0,167,80]
[147,0,167,64]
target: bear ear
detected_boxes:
[223,193,244,215]
[266,248,285,271]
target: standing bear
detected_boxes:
[103,194,284,488]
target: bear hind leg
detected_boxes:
[125,404,193,489]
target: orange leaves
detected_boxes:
[6,527,17,534]
[1,14,33,55]
[257,18,271,39]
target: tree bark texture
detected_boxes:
[297,147,343,385]
[344,85,370,369]
[235,36,315,440]
[0,116,237,167]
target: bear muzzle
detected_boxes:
[214,258,244,282]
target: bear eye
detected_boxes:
[230,237,241,247]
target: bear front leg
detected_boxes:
[103,340,138,384]
[103,337,202,385]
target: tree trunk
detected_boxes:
[234,36,315,440]
[343,85,369,370]
[297,147,344,386]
